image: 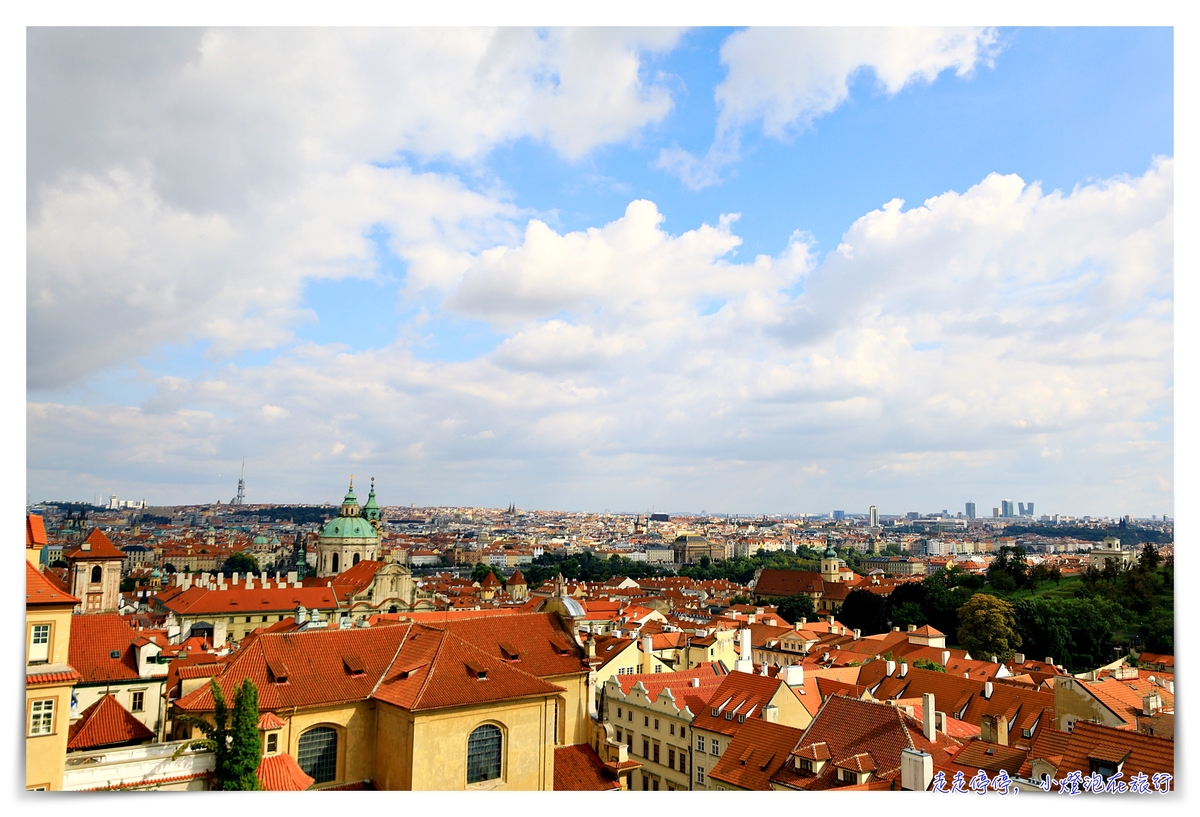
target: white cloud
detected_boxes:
[658,27,1000,189]
[28,161,1173,515]
[27,27,685,389]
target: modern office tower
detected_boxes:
[833,510,845,521]
[869,505,878,527]
[1017,502,1026,516]
[966,502,976,521]
[993,507,1001,518]
[1001,499,1015,518]
[1025,502,1034,518]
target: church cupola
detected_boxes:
[820,543,841,583]
[339,477,361,517]
[363,477,382,532]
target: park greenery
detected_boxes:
[174,679,262,791]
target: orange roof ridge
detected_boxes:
[67,693,155,751]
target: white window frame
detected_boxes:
[29,624,51,664]
[29,699,54,736]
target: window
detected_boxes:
[654,718,659,730]
[653,778,659,791]
[29,624,50,664]
[553,700,560,745]
[679,754,687,774]
[616,707,622,719]
[669,723,675,736]
[131,691,145,712]
[839,768,857,783]
[331,553,339,573]
[643,776,649,791]
[680,727,686,739]
[91,565,102,583]
[627,733,633,750]
[653,743,660,763]
[29,699,54,736]
[711,739,720,756]
[697,766,705,784]
[297,726,338,784]
[654,665,662,673]
[645,715,649,727]
[668,748,676,769]
[798,758,813,772]
[628,711,632,722]
[266,733,278,753]
[616,729,623,742]
[245,616,252,623]
[696,736,705,752]
[467,724,502,785]
[643,740,649,758]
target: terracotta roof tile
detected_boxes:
[25,561,80,606]
[27,666,82,686]
[753,569,825,599]
[63,528,126,561]
[68,694,155,751]
[27,514,48,547]
[553,743,621,791]
[257,752,314,791]
[160,585,338,617]
[1056,720,1173,779]
[258,712,287,730]
[691,672,791,737]
[709,718,805,790]
[69,614,141,682]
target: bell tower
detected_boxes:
[820,543,841,583]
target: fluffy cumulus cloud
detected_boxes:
[28,159,1173,514]
[658,27,1000,189]
[27,27,683,388]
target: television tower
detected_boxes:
[234,458,246,506]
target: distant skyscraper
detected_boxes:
[966,502,976,521]
[1026,502,1034,518]
[1001,499,1015,518]
[833,510,845,521]
[868,505,878,527]
[993,507,1001,518]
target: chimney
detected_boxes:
[1045,656,1053,666]
[941,650,950,666]
[245,578,254,589]
[935,711,947,734]
[900,661,908,677]
[853,629,861,640]
[984,681,993,699]
[1014,653,1025,664]
[922,693,935,742]
[892,626,899,632]
[262,580,272,590]
[691,677,701,688]
[231,572,240,585]
[907,624,916,633]
[762,704,779,723]
[779,665,805,686]
[886,659,897,676]
[991,655,998,663]
[900,748,933,791]
[295,605,308,625]
[735,629,754,674]
[980,713,1009,746]
[1168,680,1174,695]
[799,617,807,626]
[1143,693,1162,716]
[287,571,298,585]
[641,635,654,673]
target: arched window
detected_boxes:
[331,553,339,573]
[90,565,102,583]
[467,724,502,784]
[297,726,338,784]
[352,553,360,566]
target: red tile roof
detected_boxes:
[553,743,622,791]
[506,570,526,586]
[26,561,80,606]
[435,613,590,678]
[69,614,142,682]
[27,667,82,686]
[63,528,126,561]
[257,752,314,791]
[258,712,287,730]
[160,585,339,616]
[753,569,827,599]
[27,514,48,547]
[68,694,155,751]
[709,718,805,790]
[1056,720,1174,780]
[691,672,792,737]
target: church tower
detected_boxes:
[820,543,841,584]
[64,528,124,613]
[363,477,383,534]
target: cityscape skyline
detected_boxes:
[26,27,1173,517]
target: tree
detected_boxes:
[773,594,815,625]
[1138,543,1161,573]
[470,563,505,584]
[221,552,259,577]
[837,589,890,636]
[956,594,1021,662]
[175,678,262,790]
[911,658,945,673]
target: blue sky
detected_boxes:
[26,27,1174,515]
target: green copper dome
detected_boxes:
[320,516,378,539]
[824,543,837,559]
[253,534,269,545]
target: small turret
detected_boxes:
[363,477,382,532]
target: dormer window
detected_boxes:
[266,733,278,754]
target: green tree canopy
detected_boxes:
[956,593,1022,662]
[220,551,259,577]
[837,588,891,636]
[772,594,815,625]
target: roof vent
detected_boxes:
[109,649,121,659]
[343,655,366,676]
[465,660,489,680]
[499,642,521,661]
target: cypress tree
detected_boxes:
[225,679,262,790]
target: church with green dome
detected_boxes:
[317,477,383,577]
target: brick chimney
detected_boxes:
[922,692,935,742]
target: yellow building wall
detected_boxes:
[26,683,73,790]
[546,672,590,745]
[768,682,813,729]
[281,701,378,788]
[376,696,556,790]
[26,606,73,665]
